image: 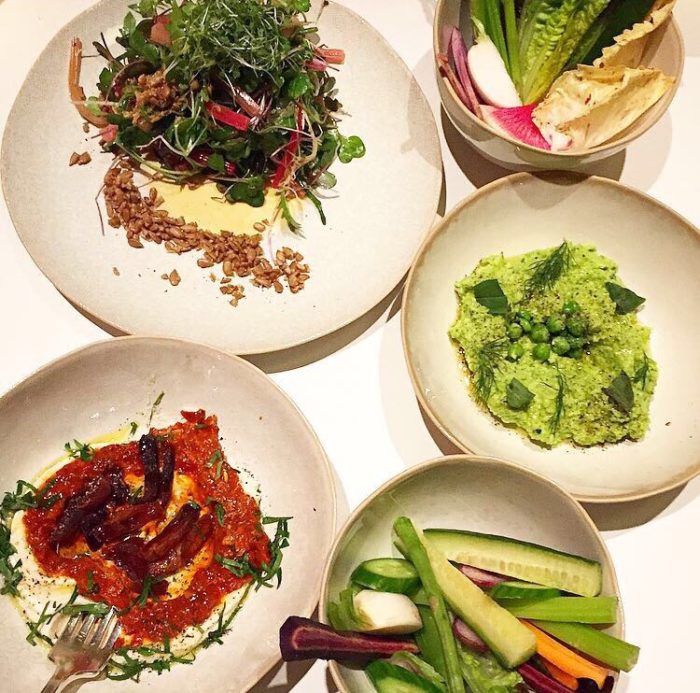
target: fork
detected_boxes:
[40,608,121,693]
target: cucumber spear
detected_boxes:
[393,517,465,693]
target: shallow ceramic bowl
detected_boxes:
[1,0,441,355]
[321,455,624,692]
[402,172,700,502]
[434,0,684,170]
[0,337,336,692]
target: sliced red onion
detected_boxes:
[437,54,470,106]
[453,562,507,589]
[452,618,488,654]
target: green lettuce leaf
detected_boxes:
[459,649,524,693]
[566,0,656,68]
[519,0,613,103]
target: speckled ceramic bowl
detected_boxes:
[321,455,625,692]
[434,0,684,170]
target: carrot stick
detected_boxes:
[542,658,579,690]
[522,621,608,689]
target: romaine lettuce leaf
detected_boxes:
[520,0,613,103]
[459,648,524,693]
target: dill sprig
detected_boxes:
[64,440,95,461]
[525,241,573,298]
[548,372,567,435]
[634,352,650,391]
[472,340,508,404]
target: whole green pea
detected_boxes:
[569,348,584,359]
[546,315,566,334]
[563,300,580,315]
[568,336,585,350]
[532,343,551,361]
[507,323,523,340]
[566,316,586,337]
[530,324,550,344]
[517,310,533,322]
[551,336,570,355]
[520,318,532,333]
[507,343,525,361]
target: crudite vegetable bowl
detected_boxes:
[434,0,684,170]
[320,456,626,693]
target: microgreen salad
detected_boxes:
[70,0,365,230]
[280,518,639,693]
[438,1,676,152]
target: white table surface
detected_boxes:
[0,1,698,691]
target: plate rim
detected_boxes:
[401,171,700,504]
[0,334,338,692]
[319,453,624,693]
[0,0,443,357]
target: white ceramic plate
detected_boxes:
[0,0,441,355]
[0,337,336,692]
[320,455,624,692]
[402,173,700,503]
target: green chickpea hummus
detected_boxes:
[449,243,657,447]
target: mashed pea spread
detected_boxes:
[449,243,657,447]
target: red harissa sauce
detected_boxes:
[23,410,271,647]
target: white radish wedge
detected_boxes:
[468,23,522,109]
[353,590,422,635]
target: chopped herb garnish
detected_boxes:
[129,421,139,437]
[60,601,110,617]
[473,279,509,315]
[506,379,534,410]
[1,480,61,596]
[604,371,634,414]
[214,502,225,527]
[136,575,159,608]
[64,440,95,461]
[148,391,165,427]
[472,340,508,404]
[525,241,573,297]
[605,282,646,315]
[216,516,291,590]
[86,570,98,594]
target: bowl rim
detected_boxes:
[432,0,685,159]
[0,334,338,693]
[320,453,624,693]
[400,171,700,504]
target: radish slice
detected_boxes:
[448,27,481,117]
[481,104,551,150]
[468,23,522,109]
[453,562,507,589]
[452,618,488,654]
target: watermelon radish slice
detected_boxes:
[481,104,551,150]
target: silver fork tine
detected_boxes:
[103,619,121,652]
[92,608,118,648]
[84,615,102,646]
[58,614,80,641]
[76,614,97,643]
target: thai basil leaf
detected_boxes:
[603,371,634,413]
[605,282,646,314]
[473,279,509,315]
[506,379,535,410]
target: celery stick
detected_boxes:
[503,0,521,85]
[394,517,465,693]
[416,605,448,680]
[533,620,639,671]
[502,596,618,624]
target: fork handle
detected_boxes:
[41,667,70,693]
